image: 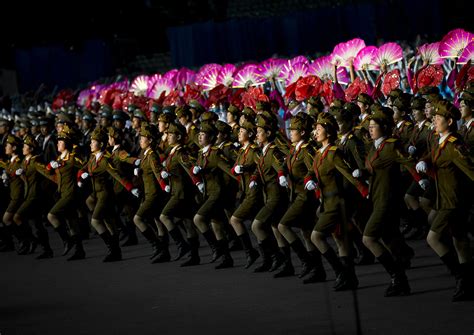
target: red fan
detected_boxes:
[229,88,245,110]
[183,84,204,105]
[241,87,269,109]
[321,81,334,105]
[455,60,472,92]
[163,90,182,107]
[207,84,231,106]
[344,77,368,101]
[416,65,444,90]
[381,69,400,96]
[295,75,322,102]
[284,81,297,101]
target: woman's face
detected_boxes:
[56,123,64,134]
[392,106,403,122]
[158,121,168,133]
[412,109,425,123]
[198,132,210,147]
[22,143,32,156]
[315,124,328,143]
[167,132,179,145]
[178,116,188,126]
[434,114,451,134]
[227,112,235,123]
[369,120,383,140]
[289,129,303,144]
[108,135,115,147]
[238,127,250,144]
[460,100,472,119]
[90,139,101,153]
[132,118,141,130]
[424,102,434,120]
[57,140,66,153]
[256,127,268,146]
[139,136,151,150]
[337,121,351,134]
[5,143,13,156]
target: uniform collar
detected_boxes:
[262,142,271,155]
[439,132,451,145]
[94,151,103,161]
[144,148,151,156]
[396,120,404,129]
[10,154,18,163]
[294,140,304,152]
[465,118,474,129]
[340,133,349,145]
[319,143,330,153]
[112,145,120,152]
[360,113,368,122]
[417,120,427,129]
[374,136,386,149]
[201,145,211,154]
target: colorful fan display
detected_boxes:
[331,38,366,68]
[216,64,236,87]
[457,42,474,64]
[353,46,379,71]
[233,64,265,88]
[418,42,444,65]
[130,75,149,96]
[439,28,474,59]
[373,42,403,67]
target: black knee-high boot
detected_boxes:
[66,234,86,261]
[273,246,295,278]
[289,239,314,278]
[100,231,122,262]
[141,228,160,260]
[169,227,190,261]
[239,232,259,269]
[55,224,73,256]
[377,251,410,297]
[202,230,221,263]
[215,239,234,269]
[303,250,327,284]
[254,237,274,273]
[181,236,200,267]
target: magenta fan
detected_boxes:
[353,46,379,71]
[216,64,236,87]
[149,77,175,99]
[176,68,195,88]
[373,42,403,67]
[286,62,309,85]
[130,75,150,96]
[290,55,309,65]
[200,66,222,91]
[308,56,349,84]
[258,58,285,81]
[146,74,162,97]
[458,41,474,64]
[232,64,265,88]
[195,63,222,87]
[331,38,366,68]
[110,80,129,91]
[417,42,444,65]
[439,28,474,59]
[77,89,91,106]
[163,69,179,86]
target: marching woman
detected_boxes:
[277,114,323,280]
[250,114,288,274]
[35,126,86,261]
[14,135,53,258]
[306,113,368,288]
[159,123,200,266]
[77,127,134,262]
[190,122,237,269]
[0,135,26,253]
[359,108,425,296]
[229,121,262,269]
[416,100,474,301]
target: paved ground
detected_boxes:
[1,230,473,335]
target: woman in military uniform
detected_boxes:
[78,127,134,262]
[229,121,262,269]
[0,135,26,253]
[251,114,288,274]
[276,114,322,280]
[191,122,237,269]
[416,100,474,301]
[35,126,86,261]
[13,135,53,258]
[159,123,201,266]
[307,113,369,288]
[360,108,424,296]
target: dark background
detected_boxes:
[0,0,471,94]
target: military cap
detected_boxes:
[23,134,38,149]
[388,88,403,100]
[343,102,361,118]
[150,103,161,114]
[308,96,324,109]
[132,109,147,120]
[188,100,206,114]
[411,97,426,110]
[331,99,345,108]
[288,115,310,132]
[370,107,395,129]
[38,116,54,126]
[370,103,384,114]
[459,89,474,104]
[434,100,461,121]
[201,111,218,123]
[419,86,440,96]
[100,109,112,120]
[255,113,277,131]
[255,101,271,112]
[424,93,442,104]
[215,120,232,134]
[0,118,11,127]
[128,104,138,113]
[30,118,39,127]
[241,107,256,121]
[198,122,217,137]
[5,134,21,147]
[331,106,353,123]
[158,112,176,123]
[82,111,95,122]
[90,127,108,144]
[317,113,339,131]
[240,120,256,135]
[162,105,176,115]
[19,120,30,129]
[108,127,123,140]
[392,94,412,111]
[227,105,241,117]
[139,123,158,140]
[287,100,300,111]
[167,122,186,137]
[356,93,373,106]
[56,113,73,125]
[112,110,129,121]
[57,128,74,142]
[175,106,192,119]
[75,109,83,118]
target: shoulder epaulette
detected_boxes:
[447,135,458,143]
[405,121,412,126]
[269,144,276,149]
[329,146,337,151]
[250,144,258,149]
[386,138,397,143]
[354,125,363,130]
[223,142,232,147]
[348,134,353,139]
[301,143,309,148]
[211,146,219,150]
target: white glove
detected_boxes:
[134,168,140,176]
[234,165,244,174]
[77,181,83,188]
[418,179,429,191]
[249,181,257,189]
[352,169,362,178]
[279,175,288,188]
[50,161,59,169]
[192,166,201,175]
[161,171,170,179]
[196,182,205,194]
[408,146,417,156]
[1,171,7,181]
[416,161,427,174]
[131,188,140,198]
[164,185,171,193]
[304,180,317,191]
[81,172,89,180]
[134,159,141,167]
[15,168,24,176]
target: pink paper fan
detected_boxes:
[353,46,379,71]
[308,56,349,84]
[216,64,236,87]
[200,67,221,91]
[258,58,285,80]
[195,63,223,86]
[130,75,149,96]
[109,80,129,91]
[145,74,162,98]
[373,42,403,67]
[457,41,474,64]
[331,38,366,68]
[290,55,309,66]
[417,42,444,65]
[439,28,474,59]
[286,62,309,85]
[149,77,175,99]
[279,60,295,82]
[176,68,195,88]
[232,64,265,88]
[77,89,92,106]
